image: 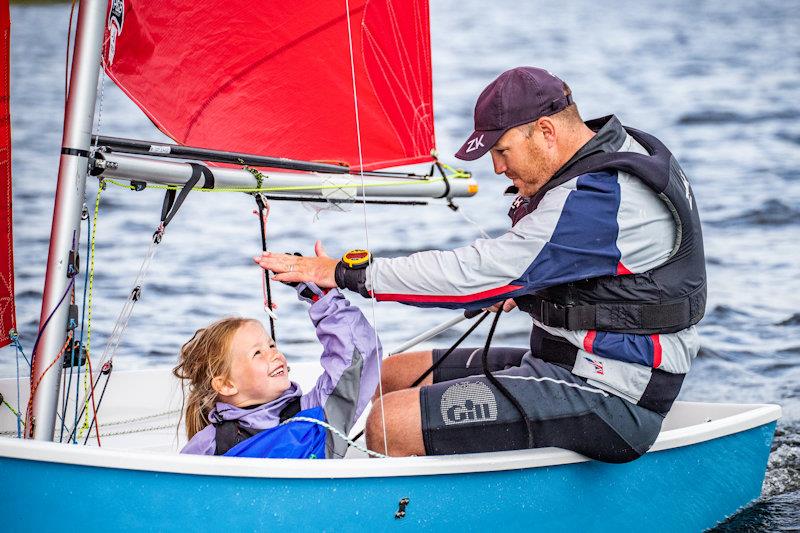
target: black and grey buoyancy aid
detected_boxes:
[512,123,706,336]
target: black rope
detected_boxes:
[65,361,107,444]
[349,310,490,444]
[410,311,490,387]
[480,312,535,448]
[434,162,452,200]
[254,194,276,341]
[58,341,79,442]
[82,362,113,446]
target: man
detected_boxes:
[256,67,705,462]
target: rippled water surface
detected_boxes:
[4,1,799,529]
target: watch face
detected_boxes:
[343,249,370,268]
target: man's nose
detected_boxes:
[491,153,506,175]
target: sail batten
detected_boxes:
[105,0,435,171]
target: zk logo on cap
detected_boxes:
[465,134,485,153]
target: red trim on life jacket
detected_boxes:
[374,284,523,304]
[583,330,597,353]
[616,261,633,275]
[651,334,662,368]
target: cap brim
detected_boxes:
[454,129,505,161]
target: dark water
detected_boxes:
[4,1,799,529]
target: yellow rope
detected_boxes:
[2,397,22,422]
[436,161,472,180]
[77,182,102,439]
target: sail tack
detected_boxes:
[104,0,436,171]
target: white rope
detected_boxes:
[97,409,180,427]
[344,0,389,456]
[454,207,491,240]
[84,422,174,438]
[281,416,388,458]
[92,234,160,380]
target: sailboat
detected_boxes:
[0,1,781,530]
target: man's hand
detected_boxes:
[254,240,338,288]
[484,299,517,313]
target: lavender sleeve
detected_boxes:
[181,424,217,455]
[299,289,382,455]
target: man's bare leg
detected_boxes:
[373,350,434,401]
[365,387,425,456]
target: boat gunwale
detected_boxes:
[0,402,781,479]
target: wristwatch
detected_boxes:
[341,249,371,269]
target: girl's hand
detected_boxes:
[254,240,338,289]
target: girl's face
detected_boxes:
[219,321,290,407]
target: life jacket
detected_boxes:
[214,396,323,457]
[512,124,706,336]
[222,406,327,459]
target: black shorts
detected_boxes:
[420,347,664,463]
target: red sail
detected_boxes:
[0,0,15,348]
[104,0,435,171]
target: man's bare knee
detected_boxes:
[372,350,434,402]
[365,389,425,457]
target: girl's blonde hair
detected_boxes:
[173,317,258,438]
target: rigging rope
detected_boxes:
[10,330,24,437]
[75,167,203,444]
[76,182,103,443]
[62,202,93,442]
[4,331,26,439]
[82,361,112,445]
[254,194,277,339]
[344,0,389,456]
[348,311,490,445]
[24,275,75,438]
[479,312,535,449]
[280,416,387,459]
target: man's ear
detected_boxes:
[538,117,557,145]
[212,375,238,397]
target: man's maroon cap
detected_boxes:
[455,67,573,161]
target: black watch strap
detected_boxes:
[335,261,371,298]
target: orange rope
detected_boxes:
[26,334,72,438]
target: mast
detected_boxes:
[29,0,106,440]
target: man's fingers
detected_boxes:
[502,300,518,312]
[254,253,296,273]
[272,272,305,284]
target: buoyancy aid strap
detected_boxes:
[532,328,684,415]
[519,288,705,334]
[212,396,303,456]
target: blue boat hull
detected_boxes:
[0,422,775,532]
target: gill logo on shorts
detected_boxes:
[465,134,485,153]
[440,381,497,425]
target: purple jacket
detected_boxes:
[181,289,382,458]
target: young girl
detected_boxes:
[174,284,381,459]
